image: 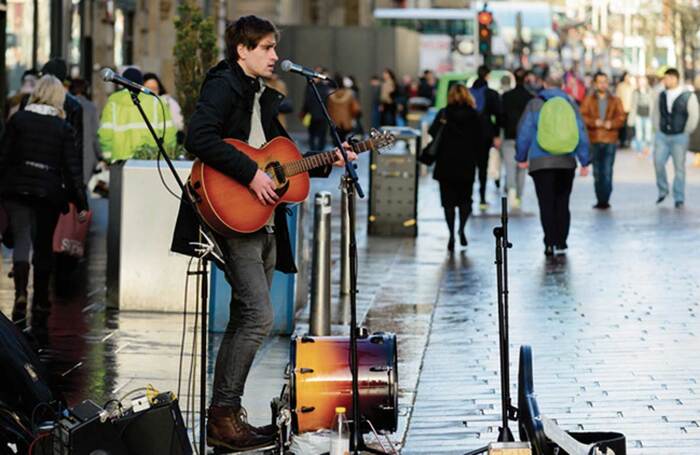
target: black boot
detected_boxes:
[11,262,30,324]
[31,268,52,322]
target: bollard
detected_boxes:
[310,191,331,336]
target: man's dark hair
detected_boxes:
[477,65,491,80]
[664,68,680,79]
[513,67,527,85]
[225,15,279,61]
[593,71,608,82]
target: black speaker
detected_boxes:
[53,394,191,454]
[114,395,192,454]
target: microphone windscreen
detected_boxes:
[101,68,115,82]
[280,60,293,72]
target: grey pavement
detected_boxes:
[1,146,700,454]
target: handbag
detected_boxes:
[418,113,447,165]
[52,203,92,258]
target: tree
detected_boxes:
[173,0,218,134]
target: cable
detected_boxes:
[118,387,149,403]
[27,432,50,455]
[178,256,195,400]
[29,402,57,433]
[189,258,201,455]
[153,94,184,201]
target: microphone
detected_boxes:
[280,60,329,81]
[101,68,154,95]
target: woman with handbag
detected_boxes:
[0,75,88,325]
[427,84,483,252]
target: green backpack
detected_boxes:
[536,96,579,155]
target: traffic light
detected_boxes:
[477,10,493,56]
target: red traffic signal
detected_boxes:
[478,11,493,26]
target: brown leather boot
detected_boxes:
[207,406,275,452]
[238,407,278,437]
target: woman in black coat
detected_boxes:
[0,75,88,325]
[429,84,482,252]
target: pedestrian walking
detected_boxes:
[327,74,361,142]
[0,75,88,325]
[631,75,653,157]
[68,79,104,185]
[470,65,502,210]
[428,84,483,252]
[651,68,700,208]
[615,72,635,148]
[501,68,533,209]
[379,68,398,126]
[580,71,626,209]
[688,75,700,168]
[516,72,590,256]
[300,67,331,151]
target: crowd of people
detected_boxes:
[0,58,183,328]
[426,64,700,256]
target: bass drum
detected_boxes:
[290,332,398,434]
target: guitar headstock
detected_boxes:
[367,128,396,154]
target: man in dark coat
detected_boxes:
[170,15,354,452]
[470,65,502,209]
[501,68,533,208]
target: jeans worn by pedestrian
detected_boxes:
[531,169,575,248]
[591,143,616,205]
[502,139,526,201]
[654,132,689,203]
[211,230,276,409]
[633,116,652,153]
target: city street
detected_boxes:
[2,148,700,454]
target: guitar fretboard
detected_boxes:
[281,139,375,177]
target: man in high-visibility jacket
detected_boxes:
[98,67,177,161]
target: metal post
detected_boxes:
[310,191,331,336]
[340,177,353,296]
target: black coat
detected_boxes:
[21,92,83,159]
[429,104,482,183]
[171,59,332,273]
[0,109,87,212]
[501,84,534,140]
[472,78,502,146]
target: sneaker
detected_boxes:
[593,202,610,209]
[544,245,554,257]
[675,201,684,208]
[554,246,568,256]
[479,202,488,211]
[656,195,666,204]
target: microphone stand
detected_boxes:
[305,76,386,454]
[126,89,228,455]
[464,196,516,455]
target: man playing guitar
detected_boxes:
[171,15,356,452]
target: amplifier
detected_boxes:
[52,393,191,454]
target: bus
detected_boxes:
[373,1,556,73]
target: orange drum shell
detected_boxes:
[290,333,397,434]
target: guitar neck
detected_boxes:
[282,139,374,178]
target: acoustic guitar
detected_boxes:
[189,129,395,236]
